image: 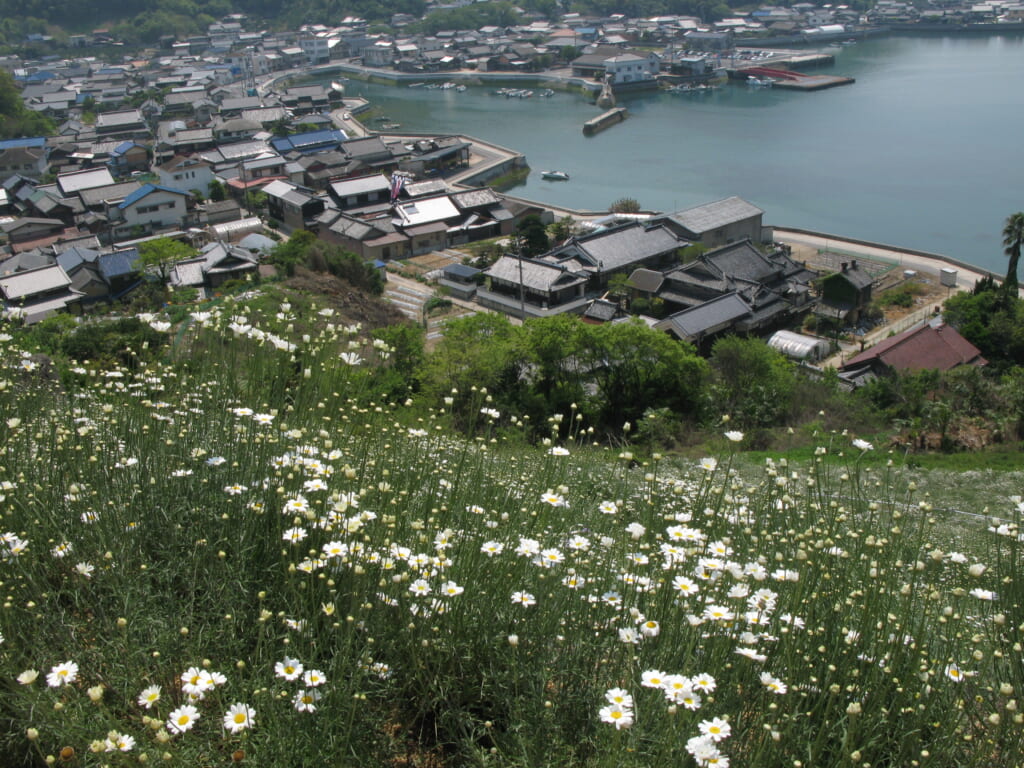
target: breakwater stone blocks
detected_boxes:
[583,107,628,136]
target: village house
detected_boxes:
[168,240,260,291]
[654,292,758,350]
[94,109,150,141]
[477,255,590,318]
[108,141,151,177]
[839,321,986,386]
[2,218,68,252]
[317,209,409,262]
[654,196,766,247]
[261,180,326,232]
[815,260,874,324]
[438,263,482,300]
[602,52,660,85]
[111,184,192,239]
[0,138,49,179]
[326,174,392,211]
[157,156,217,197]
[0,262,82,323]
[57,167,117,197]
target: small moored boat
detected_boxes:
[541,170,570,181]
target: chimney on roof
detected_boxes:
[841,261,848,272]
[851,259,857,270]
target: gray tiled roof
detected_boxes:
[486,255,586,292]
[548,222,684,273]
[0,264,72,300]
[656,292,751,340]
[79,182,142,208]
[664,196,762,235]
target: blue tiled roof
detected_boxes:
[119,184,188,209]
[270,129,346,154]
[56,247,100,272]
[112,141,137,156]
[0,137,47,150]
[98,248,140,280]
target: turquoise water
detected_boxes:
[326,34,1024,273]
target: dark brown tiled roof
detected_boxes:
[841,323,986,372]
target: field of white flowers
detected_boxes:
[1,296,1021,767]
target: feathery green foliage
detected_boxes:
[0,294,1021,767]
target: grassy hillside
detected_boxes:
[0,292,1021,767]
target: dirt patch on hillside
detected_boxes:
[284,268,410,329]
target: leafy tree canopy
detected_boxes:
[944,283,1024,371]
[0,69,55,140]
[516,214,550,258]
[138,237,195,281]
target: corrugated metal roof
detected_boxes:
[57,167,116,194]
[330,174,390,197]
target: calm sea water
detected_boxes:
[323,34,1024,273]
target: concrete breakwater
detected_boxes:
[583,107,628,136]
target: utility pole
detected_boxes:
[515,233,526,320]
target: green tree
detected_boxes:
[708,335,796,428]
[420,313,519,424]
[1003,211,1024,292]
[549,216,576,244]
[581,319,709,430]
[0,69,56,139]
[609,197,641,213]
[137,237,194,282]
[606,272,631,299]
[267,230,316,277]
[370,323,426,397]
[945,284,1024,370]
[306,242,384,295]
[516,214,550,258]
[513,314,591,429]
[208,179,227,202]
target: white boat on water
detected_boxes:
[541,170,570,181]
[331,81,345,94]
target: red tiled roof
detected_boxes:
[227,175,287,191]
[841,323,986,372]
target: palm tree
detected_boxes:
[1003,212,1024,291]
